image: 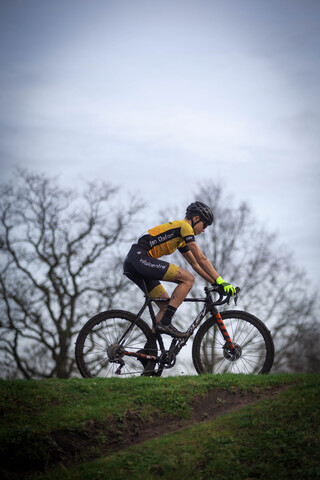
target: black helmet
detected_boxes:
[186,201,214,226]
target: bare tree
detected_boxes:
[187,182,319,373]
[156,183,318,373]
[0,169,144,378]
[280,321,320,373]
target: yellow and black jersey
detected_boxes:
[137,220,195,259]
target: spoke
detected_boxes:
[199,315,269,375]
[233,361,243,374]
[87,340,108,351]
[79,315,156,378]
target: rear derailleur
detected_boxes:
[107,343,125,374]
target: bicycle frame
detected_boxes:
[118,285,237,368]
[76,281,275,377]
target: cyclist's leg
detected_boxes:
[131,262,194,324]
[123,248,170,323]
[163,266,194,309]
[155,296,170,323]
[123,246,190,336]
[151,266,194,336]
[147,284,170,324]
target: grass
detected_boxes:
[0,374,319,480]
[0,373,291,433]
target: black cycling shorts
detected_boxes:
[123,244,179,298]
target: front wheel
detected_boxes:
[192,310,274,375]
[75,310,158,377]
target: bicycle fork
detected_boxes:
[212,308,236,354]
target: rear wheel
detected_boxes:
[75,310,158,377]
[192,310,274,374]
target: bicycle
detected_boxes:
[75,277,275,378]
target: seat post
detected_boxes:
[141,278,149,298]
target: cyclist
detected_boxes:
[123,201,236,338]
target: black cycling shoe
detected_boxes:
[137,341,156,376]
[155,322,188,338]
[137,341,154,368]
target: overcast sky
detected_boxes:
[0,0,319,284]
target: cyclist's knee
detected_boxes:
[180,269,195,288]
[187,272,195,288]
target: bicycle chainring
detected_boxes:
[160,351,177,368]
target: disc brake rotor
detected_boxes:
[223,343,242,362]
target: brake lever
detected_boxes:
[234,287,240,306]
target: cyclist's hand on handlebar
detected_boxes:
[215,276,236,295]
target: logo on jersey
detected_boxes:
[185,235,195,243]
[150,232,175,247]
[140,259,166,269]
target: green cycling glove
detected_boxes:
[216,276,236,295]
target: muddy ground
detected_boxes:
[3,385,288,478]
[52,385,287,464]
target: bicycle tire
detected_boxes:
[192,310,274,375]
[75,310,158,378]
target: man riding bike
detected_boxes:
[123,201,236,338]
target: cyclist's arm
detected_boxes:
[181,243,219,284]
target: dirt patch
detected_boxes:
[3,385,288,478]
[51,385,288,464]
